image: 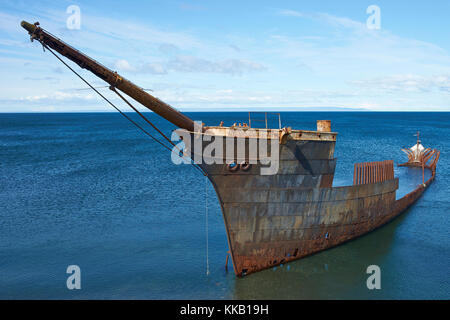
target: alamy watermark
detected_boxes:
[366,5,381,30]
[366,265,381,289]
[171,121,280,175]
[66,265,81,290]
[66,5,81,30]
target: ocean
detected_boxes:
[0,112,448,299]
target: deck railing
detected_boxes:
[353,160,394,185]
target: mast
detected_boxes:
[21,21,196,132]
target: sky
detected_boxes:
[0,0,449,112]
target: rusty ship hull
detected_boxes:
[195,127,438,276]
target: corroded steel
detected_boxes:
[199,135,439,276]
[316,120,331,132]
[200,135,407,276]
[353,160,394,185]
[400,148,440,169]
[399,131,440,172]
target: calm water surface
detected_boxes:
[0,112,448,299]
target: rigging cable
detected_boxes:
[205,175,210,276]
[41,43,206,176]
[38,36,212,276]
[110,86,176,148]
[110,86,207,176]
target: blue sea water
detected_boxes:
[0,112,448,299]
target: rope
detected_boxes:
[110,86,207,176]
[42,43,207,176]
[41,34,213,274]
[110,86,176,147]
[43,44,173,152]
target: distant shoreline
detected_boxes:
[0,110,449,113]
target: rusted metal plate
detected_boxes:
[353,160,394,185]
[201,135,415,276]
[204,134,438,277]
[214,179,398,276]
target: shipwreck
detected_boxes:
[21,21,440,277]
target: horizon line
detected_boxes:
[1,110,449,113]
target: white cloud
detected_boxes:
[350,74,450,94]
[114,59,167,74]
[167,56,266,75]
[13,91,100,103]
[158,43,180,55]
[114,59,135,72]
[114,56,266,76]
[142,62,167,75]
[278,9,305,18]
[1,3,449,111]
[317,12,366,29]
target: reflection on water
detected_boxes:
[396,166,431,199]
